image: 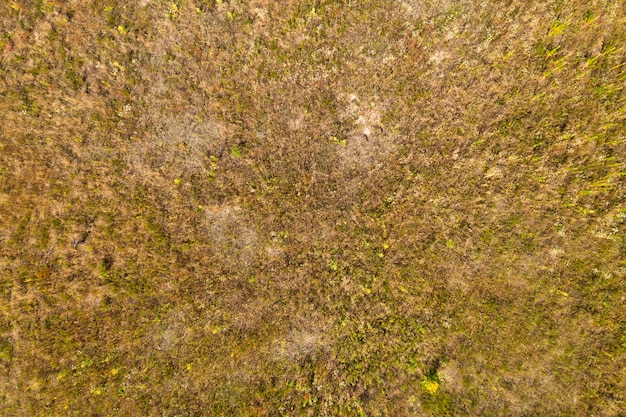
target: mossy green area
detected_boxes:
[1,1,625,415]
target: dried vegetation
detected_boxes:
[1,0,625,415]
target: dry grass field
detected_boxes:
[1,0,625,415]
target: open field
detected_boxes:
[1,0,625,415]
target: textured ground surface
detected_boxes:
[1,0,625,415]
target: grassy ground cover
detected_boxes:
[1,0,625,415]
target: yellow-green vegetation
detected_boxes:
[1,0,625,415]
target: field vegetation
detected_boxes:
[1,0,625,415]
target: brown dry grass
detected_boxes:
[1,0,625,416]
